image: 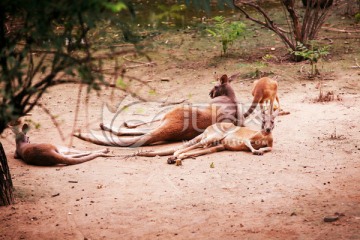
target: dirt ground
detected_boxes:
[1,17,360,239]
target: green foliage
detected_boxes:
[179,0,234,13]
[155,4,186,23]
[148,89,157,96]
[355,13,360,23]
[116,78,128,89]
[291,42,329,76]
[102,2,128,13]
[262,54,279,62]
[206,16,246,55]
[0,0,137,134]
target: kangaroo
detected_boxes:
[74,74,240,147]
[243,77,280,118]
[12,124,112,166]
[137,109,279,165]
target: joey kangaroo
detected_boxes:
[243,77,280,118]
[137,109,279,164]
[12,124,112,166]
[74,74,240,147]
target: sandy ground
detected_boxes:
[1,26,360,239]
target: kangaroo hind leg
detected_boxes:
[137,134,203,157]
[173,144,226,162]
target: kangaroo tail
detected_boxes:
[243,99,259,118]
[59,152,112,165]
[73,131,153,147]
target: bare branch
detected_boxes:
[233,0,296,50]
[68,84,83,148]
[36,102,66,141]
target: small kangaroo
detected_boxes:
[74,74,241,147]
[12,124,112,166]
[243,77,280,118]
[137,109,279,164]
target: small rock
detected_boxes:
[323,216,339,222]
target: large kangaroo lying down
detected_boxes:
[12,124,112,166]
[137,109,279,165]
[74,74,241,147]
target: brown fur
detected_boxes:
[13,124,112,166]
[74,74,240,147]
[137,110,279,163]
[243,77,280,118]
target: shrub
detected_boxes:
[206,16,246,55]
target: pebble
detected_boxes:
[323,216,339,222]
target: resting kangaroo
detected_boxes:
[137,109,279,164]
[12,124,112,166]
[243,77,280,118]
[74,74,240,147]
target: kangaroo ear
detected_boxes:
[10,125,19,134]
[220,74,228,84]
[228,72,240,82]
[22,124,30,134]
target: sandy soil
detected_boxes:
[1,24,360,239]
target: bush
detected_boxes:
[206,16,246,55]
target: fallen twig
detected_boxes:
[160,99,188,107]
[350,58,360,69]
[124,62,156,69]
[322,27,360,33]
[322,37,333,44]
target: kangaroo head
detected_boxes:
[261,109,279,134]
[209,74,236,100]
[12,124,30,145]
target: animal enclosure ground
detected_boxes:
[1,16,360,239]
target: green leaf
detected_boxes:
[102,2,127,13]
[206,29,217,36]
[116,78,127,89]
[148,89,157,95]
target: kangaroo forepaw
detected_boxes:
[123,121,136,129]
[253,150,264,156]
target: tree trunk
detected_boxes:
[0,142,14,206]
